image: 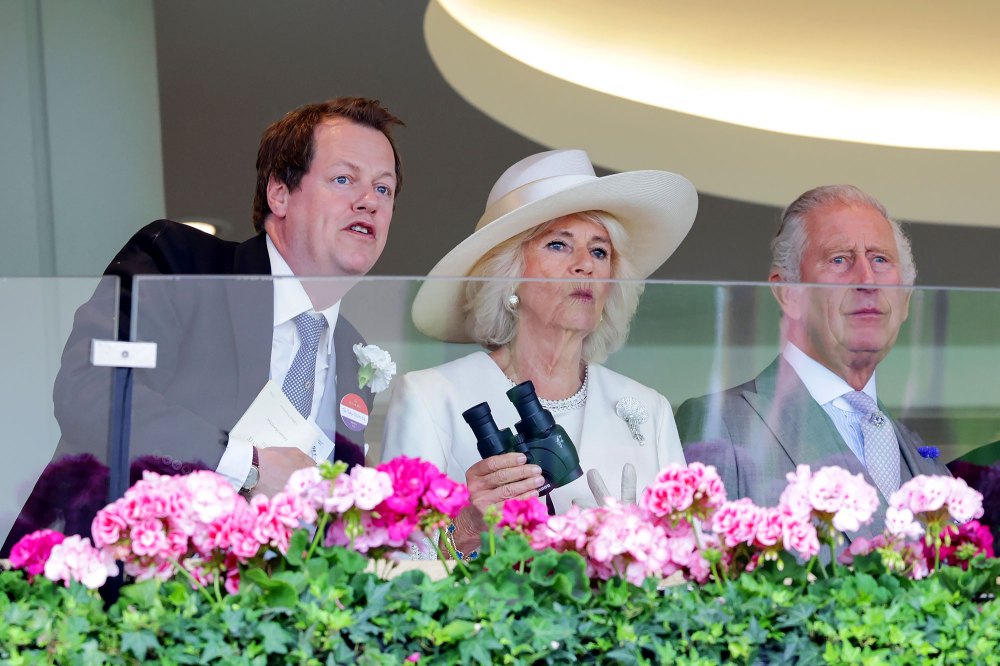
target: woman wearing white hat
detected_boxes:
[381,149,698,556]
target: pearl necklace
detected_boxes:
[506,365,589,415]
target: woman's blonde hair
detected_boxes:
[463,210,643,363]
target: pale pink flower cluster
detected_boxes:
[529,501,690,585]
[501,463,888,584]
[43,535,118,590]
[642,462,727,522]
[92,470,269,585]
[495,463,996,587]
[838,535,930,580]
[779,508,821,560]
[884,507,924,540]
[711,498,763,549]
[12,458,468,594]
[661,521,714,583]
[779,465,880,534]
[496,465,724,585]
[887,475,984,537]
[708,498,820,564]
[723,465,875,563]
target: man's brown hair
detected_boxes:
[252,97,404,232]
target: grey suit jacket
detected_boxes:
[52,221,372,470]
[675,357,950,539]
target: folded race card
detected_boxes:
[227,380,334,463]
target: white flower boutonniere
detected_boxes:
[353,343,396,393]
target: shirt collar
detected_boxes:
[266,235,340,354]
[782,342,877,410]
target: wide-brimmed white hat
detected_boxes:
[412,149,698,342]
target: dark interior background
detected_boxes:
[153,0,1000,287]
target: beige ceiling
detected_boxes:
[426,0,1000,227]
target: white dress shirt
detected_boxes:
[781,343,877,465]
[216,236,340,489]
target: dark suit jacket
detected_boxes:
[53,219,372,472]
[675,356,951,539]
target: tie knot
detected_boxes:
[292,313,327,347]
[841,390,879,416]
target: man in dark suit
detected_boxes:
[51,96,404,496]
[675,185,949,537]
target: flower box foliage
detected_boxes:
[2,457,999,665]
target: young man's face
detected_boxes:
[265,117,397,277]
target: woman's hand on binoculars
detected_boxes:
[465,452,545,512]
[453,453,544,553]
[582,463,637,507]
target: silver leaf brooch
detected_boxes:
[615,397,649,444]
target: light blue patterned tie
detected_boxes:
[282,313,328,418]
[842,390,901,500]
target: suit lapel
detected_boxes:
[328,317,372,469]
[891,413,951,479]
[743,358,862,474]
[226,234,272,413]
[576,366,634,460]
[744,357,881,540]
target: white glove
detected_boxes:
[585,463,637,506]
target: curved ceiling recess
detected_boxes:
[425,0,1000,227]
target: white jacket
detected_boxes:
[381,352,685,513]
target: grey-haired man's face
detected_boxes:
[775,201,911,383]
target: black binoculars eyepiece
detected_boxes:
[462,401,514,459]
[506,381,556,439]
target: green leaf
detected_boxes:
[258,620,293,654]
[242,568,299,610]
[119,578,161,607]
[121,630,161,660]
[459,633,503,665]
[285,528,311,567]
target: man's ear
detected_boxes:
[898,286,913,323]
[769,270,803,321]
[266,176,289,219]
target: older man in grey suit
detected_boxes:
[675,185,949,538]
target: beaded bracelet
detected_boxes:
[446,522,479,561]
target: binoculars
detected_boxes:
[462,380,583,496]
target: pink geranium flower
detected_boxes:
[712,498,762,549]
[184,470,239,524]
[424,475,470,517]
[641,462,727,524]
[9,529,65,578]
[838,534,930,580]
[43,535,118,589]
[780,509,821,560]
[754,508,784,549]
[884,506,924,540]
[498,498,549,534]
[378,456,432,515]
[348,466,394,511]
[927,520,994,570]
[890,475,985,570]
[780,465,879,535]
